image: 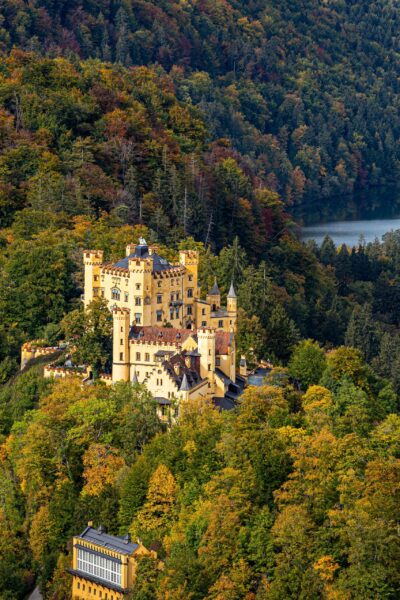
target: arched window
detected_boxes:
[111,288,120,301]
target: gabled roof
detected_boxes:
[163,353,203,390]
[77,526,138,555]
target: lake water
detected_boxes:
[298,186,400,247]
[301,217,400,246]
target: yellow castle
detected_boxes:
[70,522,155,599]
[84,239,243,412]
[83,238,237,332]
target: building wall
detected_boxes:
[84,248,202,329]
[71,536,156,600]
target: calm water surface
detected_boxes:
[302,217,400,246]
[298,186,400,246]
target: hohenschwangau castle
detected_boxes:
[83,239,244,408]
[24,239,246,414]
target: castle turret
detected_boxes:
[197,328,216,396]
[83,250,104,308]
[112,308,130,382]
[227,281,237,331]
[179,372,191,402]
[207,279,221,311]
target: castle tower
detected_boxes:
[197,328,216,396]
[227,281,237,331]
[179,250,199,290]
[83,250,104,308]
[112,308,130,382]
[128,253,153,326]
[207,279,221,311]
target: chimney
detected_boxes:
[126,243,136,257]
[124,533,131,544]
[98,524,106,534]
[87,520,93,527]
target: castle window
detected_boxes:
[174,407,179,417]
[170,293,174,302]
[187,288,193,298]
[158,281,161,288]
[188,275,193,281]
[111,288,120,301]
[202,321,207,327]
[124,292,129,302]
[136,352,141,361]
[135,313,141,324]
[135,297,141,306]
[216,357,221,366]
[89,588,92,594]
[120,327,123,332]
[176,293,180,300]
[175,307,179,318]
[101,289,105,298]
[145,353,150,362]
[77,583,80,590]
[120,352,123,361]
[120,338,123,345]
[208,364,211,371]
[136,284,141,290]
[94,275,99,281]
[170,308,174,320]
[83,585,85,591]
[156,310,162,322]
[187,306,192,315]
[94,590,97,596]
[202,308,206,315]
[157,294,162,304]
[99,593,102,598]
[161,405,167,416]
[218,320,223,328]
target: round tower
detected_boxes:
[83,250,104,308]
[197,328,216,396]
[227,281,237,331]
[112,308,131,382]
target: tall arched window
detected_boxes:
[111,288,120,300]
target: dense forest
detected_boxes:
[1,1,400,599]
[2,0,400,208]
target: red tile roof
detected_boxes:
[215,331,233,355]
[129,326,194,346]
[129,326,233,354]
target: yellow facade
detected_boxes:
[70,524,154,600]
[83,239,237,333]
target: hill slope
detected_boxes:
[2,1,400,208]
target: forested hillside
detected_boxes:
[2,1,400,207]
[2,2,400,599]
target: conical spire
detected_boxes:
[208,278,220,296]
[179,372,191,392]
[228,281,237,298]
